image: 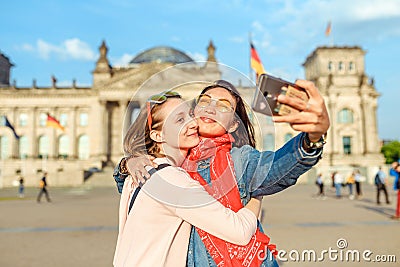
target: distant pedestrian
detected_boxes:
[333,172,343,198]
[37,172,51,203]
[315,173,325,197]
[390,163,400,219]
[354,169,363,199]
[18,176,24,198]
[330,172,335,188]
[346,172,355,200]
[374,167,390,205]
[390,162,399,178]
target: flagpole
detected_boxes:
[22,155,27,178]
[248,32,254,84]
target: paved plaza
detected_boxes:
[0,182,399,267]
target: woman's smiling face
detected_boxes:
[160,98,200,151]
[194,87,238,138]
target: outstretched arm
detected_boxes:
[234,80,329,197]
[232,133,322,197]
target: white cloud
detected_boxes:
[37,39,60,60]
[111,53,134,66]
[248,22,273,54]
[260,39,271,50]
[21,38,97,61]
[20,43,34,52]
[331,0,400,22]
[63,39,96,60]
[246,0,400,58]
[251,21,264,32]
[274,0,400,27]
[187,52,206,62]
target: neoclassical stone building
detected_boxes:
[302,47,385,182]
[0,42,384,187]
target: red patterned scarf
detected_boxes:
[182,133,277,267]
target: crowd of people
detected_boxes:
[13,172,52,202]
[314,165,400,219]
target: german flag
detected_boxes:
[250,42,265,80]
[325,21,332,37]
[46,113,64,131]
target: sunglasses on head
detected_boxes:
[195,94,234,113]
[146,91,181,129]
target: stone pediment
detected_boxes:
[95,61,221,93]
[94,62,173,91]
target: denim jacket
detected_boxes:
[113,132,322,266]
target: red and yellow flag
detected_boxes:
[46,113,64,131]
[325,21,332,36]
[250,43,265,80]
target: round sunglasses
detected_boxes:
[195,94,234,113]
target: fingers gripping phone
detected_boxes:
[251,74,309,116]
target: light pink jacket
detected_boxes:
[113,158,257,267]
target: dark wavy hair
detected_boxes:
[200,80,256,148]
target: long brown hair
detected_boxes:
[123,97,179,158]
[200,80,256,148]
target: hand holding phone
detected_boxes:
[252,74,309,116]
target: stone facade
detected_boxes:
[302,46,385,183]
[0,42,384,187]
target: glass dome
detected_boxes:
[130,46,194,64]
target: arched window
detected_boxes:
[39,113,47,127]
[338,61,344,71]
[0,136,9,159]
[19,136,28,159]
[263,133,275,151]
[349,61,355,71]
[338,108,354,123]
[58,135,69,159]
[19,113,28,126]
[130,108,141,125]
[59,113,68,127]
[328,61,333,72]
[284,133,293,143]
[78,135,89,159]
[80,113,88,126]
[38,135,49,158]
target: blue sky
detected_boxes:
[1,0,399,140]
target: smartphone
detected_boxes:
[251,74,309,116]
